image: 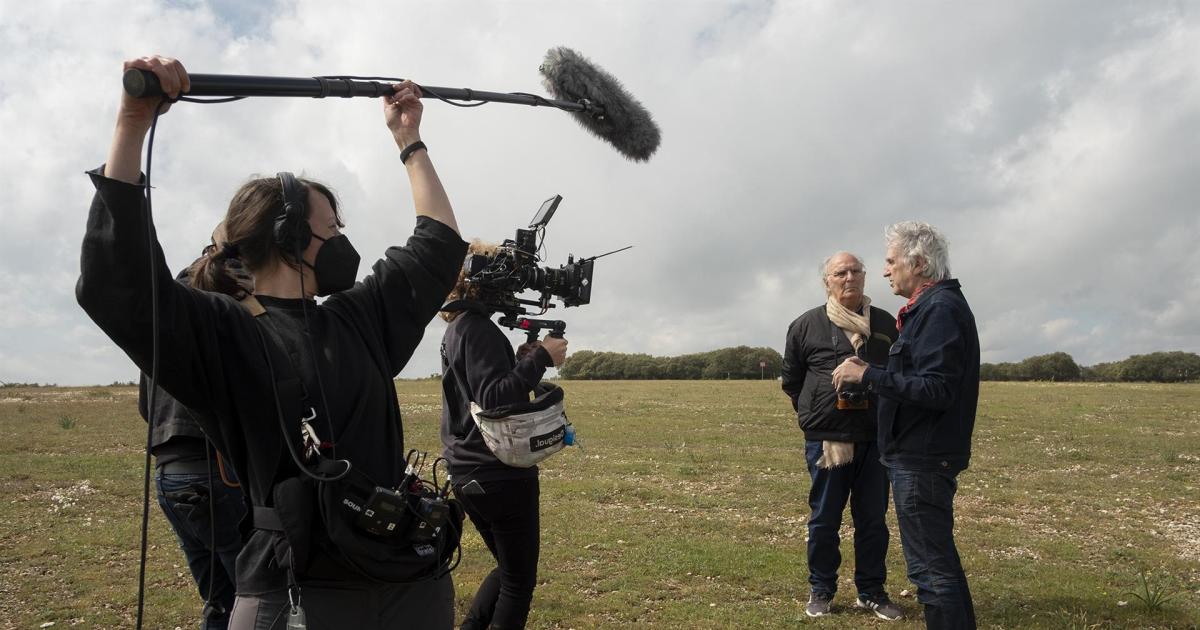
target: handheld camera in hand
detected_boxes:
[836,388,869,410]
[463,194,629,342]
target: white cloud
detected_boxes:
[1,1,1198,384]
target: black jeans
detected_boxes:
[454,476,540,630]
[803,440,890,597]
[889,468,976,630]
[156,470,247,630]
[228,578,454,629]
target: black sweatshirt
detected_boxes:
[439,308,552,481]
[76,168,467,593]
[137,273,214,467]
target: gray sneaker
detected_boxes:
[856,592,904,621]
[805,592,833,617]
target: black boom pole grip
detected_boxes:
[123,68,164,98]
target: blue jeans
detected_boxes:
[804,440,890,597]
[156,470,247,630]
[889,468,976,630]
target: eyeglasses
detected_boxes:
[827,268,865,279]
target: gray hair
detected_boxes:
[884,221,951,282]
[820,251,865,294]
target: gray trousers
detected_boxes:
[229,576,455,630]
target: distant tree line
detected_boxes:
[981,351,1200,383]
[558,346,783,380]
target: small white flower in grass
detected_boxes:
[1117,600,1128,607]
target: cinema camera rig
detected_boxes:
[463,194,629,342]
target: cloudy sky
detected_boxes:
[1,0,1197,385]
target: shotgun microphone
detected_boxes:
[121,48,661,161]
[538,47,660,162]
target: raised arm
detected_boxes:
[384,81,459,235]
[105,56,189,183]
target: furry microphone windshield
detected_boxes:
[539,47,661,162]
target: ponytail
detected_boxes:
[188,242,254,299]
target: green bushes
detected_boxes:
[559,346,782,380]
[982,351,1200,382]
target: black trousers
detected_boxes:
[228,577,454,630]
[454,476,540,630]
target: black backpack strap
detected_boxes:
[252,506,285,531]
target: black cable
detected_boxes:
[315,75,565,109]
[179,96,245,104]
[295,260,338,460]
[418,86,489,108]
[135,95,171,630]
[202,443,218,627]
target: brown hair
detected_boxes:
[189,176,339,295]
[440,239,499,322]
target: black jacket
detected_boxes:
[77,168,467,593]
[782,304,897,442]
[862,280,980,473]
[440,307,553,481]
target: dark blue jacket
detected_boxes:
[862,280,979,473]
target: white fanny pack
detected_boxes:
[468,383,570,468]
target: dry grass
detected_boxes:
[0,381,1197,628]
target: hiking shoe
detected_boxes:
[805,592,833,617]
[856,592,904,621]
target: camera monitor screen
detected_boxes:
[529,194,562,228]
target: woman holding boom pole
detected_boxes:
[78,55,468,629]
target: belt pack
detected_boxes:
[469,382,571,468]
[257,466,464,583]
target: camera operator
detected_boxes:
[78,55,468,629]
[439,241,568,630]
[139,224,254,630]
[781,251,902,621]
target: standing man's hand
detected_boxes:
[832,356,868,390]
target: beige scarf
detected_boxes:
[825,294,872,351]
[818,295,872,469]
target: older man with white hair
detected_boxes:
[834,222,980,630]
[782,251,901,621]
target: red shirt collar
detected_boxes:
[896,281,936,332]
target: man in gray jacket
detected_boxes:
[782,251,901,621]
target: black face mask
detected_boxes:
[305,234,361,296]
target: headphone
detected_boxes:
[274,171,311,261]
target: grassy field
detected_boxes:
[1,380,1197,629]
